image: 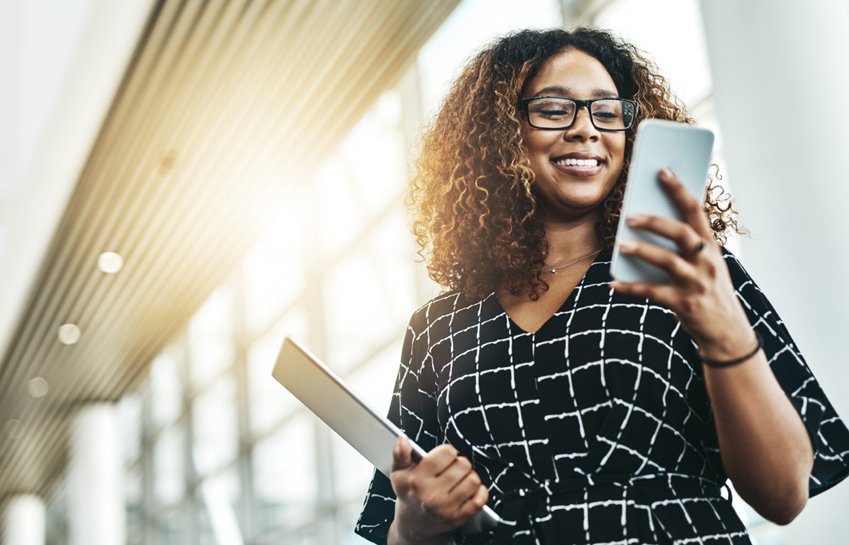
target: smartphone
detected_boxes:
[610,119,715,283]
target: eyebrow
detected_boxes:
[530,86,619,98]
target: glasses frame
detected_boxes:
[518,96,639,132]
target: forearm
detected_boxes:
[702,334,813,524]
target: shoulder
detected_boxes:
[719,246,757,286]
[408,290,488,328]
[719,246,744,270]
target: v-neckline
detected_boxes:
[495,251,606,335]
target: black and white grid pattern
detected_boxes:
[356,250,849,545]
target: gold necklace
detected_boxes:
[544,248,603,274]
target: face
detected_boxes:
[520,49,626,222]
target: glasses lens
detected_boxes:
[590,99,634,130]
[527,98,576,129]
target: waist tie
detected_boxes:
[491,473,728,545]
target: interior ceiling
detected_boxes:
[0,0,459,502]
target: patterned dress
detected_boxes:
[355,250,849,545]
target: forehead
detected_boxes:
[524,49,619,98]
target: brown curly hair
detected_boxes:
[410,27,742,301]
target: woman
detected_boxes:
[355,28,849,545]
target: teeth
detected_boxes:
[555,158,599,167]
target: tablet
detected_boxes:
[610,119,715,283]
[271,336,504,533]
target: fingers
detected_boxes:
[428,444,462,475]
[461,483,490,516]
[444,455,476,494]
[392,442,472,493]
[429,447,478,498]
[404,444,487,521]
[617,238,699,284]
[657,168,714,240]
[391,436,414,472]
[625,213,706,260]
[431,460,487,523]
[388,442,489,537]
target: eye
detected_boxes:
[593,111,619,121]
[530,99,575,120]
[591,100,624,124]
[538,108,569,119]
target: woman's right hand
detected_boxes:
[388,436,489,545]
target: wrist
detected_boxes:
[389,518,451,545]
[693,313,756,362]
[700,331,762,368]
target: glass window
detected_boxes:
[248,308,309,436]
[324,254,395,371]
[314,91,409,259]
[153,424,185,506]
[314,157,365,259]
[242,209,307,334]
[189,287,235,388]
[338,91,406,219]
[45,488,67,545]
[154,507,189,545]
[338,499,376,545]
[253,414,318,534]
[365,207,421,317]
[150,351,182,428]
[196,468,244,545]
[126,464,143,506]
[323,209,419,372]
[126,467,144,545]
[118,393,143,464]
[192,374,239,477]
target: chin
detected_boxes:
[556,192,608,211]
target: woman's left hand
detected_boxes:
[609,168,753,359]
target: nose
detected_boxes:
[564,104,599,141]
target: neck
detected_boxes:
[542,212,604,264]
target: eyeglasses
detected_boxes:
[518,96,639,131]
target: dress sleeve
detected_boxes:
[355,307,443,544]
[723,249,849,496]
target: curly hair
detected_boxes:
[410,27,743,301]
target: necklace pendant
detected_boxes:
[543,248,603,275]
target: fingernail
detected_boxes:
[659,168,675,182]
[618,239,636,251]
[626,214,646,226]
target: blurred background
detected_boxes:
[1,1,848,544]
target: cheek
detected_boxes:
[607,137,627,169]
[522,127,559,157]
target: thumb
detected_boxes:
[391,435,414,472]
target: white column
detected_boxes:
[699,1,849,542]
[2,495,45,545]
[67,403,125,545]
